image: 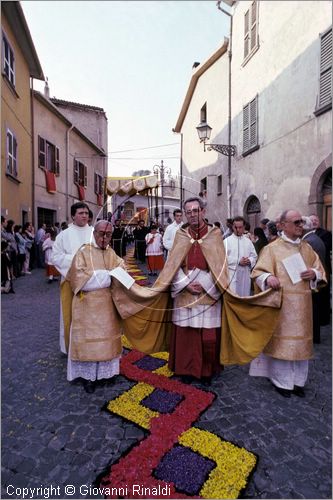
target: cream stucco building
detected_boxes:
[174,0,332,231]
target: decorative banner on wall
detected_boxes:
[44,170,56,194]
[77,185,85,201]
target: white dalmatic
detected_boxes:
[223,233,257,296]
[52,223,94,353]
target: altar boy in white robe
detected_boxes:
[52,202,93,354]
[224,216,257,296]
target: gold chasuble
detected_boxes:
[63,227,281,365]
[111,226,283,365]
[66,244,124,361]
[251,238,326,361]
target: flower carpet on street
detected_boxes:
[124,248,149,286]
[99,344,257,499]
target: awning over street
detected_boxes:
[106,175,159,196]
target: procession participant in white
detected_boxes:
[52,202,93,354]
[162,209,183,256]
[223,216,257,296]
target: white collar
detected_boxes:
[281,231,301,245]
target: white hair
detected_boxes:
[94,219,112,231]
[302,216,313,230]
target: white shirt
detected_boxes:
[163,221,183,251]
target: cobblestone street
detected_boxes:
[1,268,332,499]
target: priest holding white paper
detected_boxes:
[66,220,130,393]
[249,210,326,398]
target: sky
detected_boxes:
[22,1,231,178]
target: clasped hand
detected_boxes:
[186,281,203,295]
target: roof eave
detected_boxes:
[173,38,229,133]
[2,2,44,80]
[33,91,106,156]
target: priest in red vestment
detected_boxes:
[167,197,225,383]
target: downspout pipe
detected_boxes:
[30,78,35,226]
[217,1,233,218]
[66,125,74,222]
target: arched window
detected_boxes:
[244,195,261,230]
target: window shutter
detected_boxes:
[6,131,12,173]
[94,173,98,194]
[243,103,250,152]
[84,165,88,188]
[55,147,60,175]
[249,96,258,148]
[74,160,79,184]
[244,10,250,58]
[217,175,222,195]
[13,136,17,177]
[250,1,257,50]
[319,28,332,108]
[38,136,46,168]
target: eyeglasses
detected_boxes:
[185,208,201,216]
[284,219,304,226]
[95,231,112,237]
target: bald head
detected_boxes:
[281,209,304,240]
[93,220,112,249]
[94,219,112,232]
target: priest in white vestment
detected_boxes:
[224,216,257,296]
[249,209,326,398]
[52,202,93,354]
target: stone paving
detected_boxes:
[1,263,332,499]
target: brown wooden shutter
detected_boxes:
[243,103,250,152]
[319,28,332,108]
[38,136,46,168]
[73,159,79,184]
[55,147,60,175]
[13,135,17,176]
[249,96,258,148]
[84,165,88,188]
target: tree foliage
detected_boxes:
[132,169,152,177]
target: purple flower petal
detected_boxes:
[142,389,183,413]
[135,355,166,371]
[154,445,216,495]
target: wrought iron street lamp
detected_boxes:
[196,121,236,156]
[153,160,171,228]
